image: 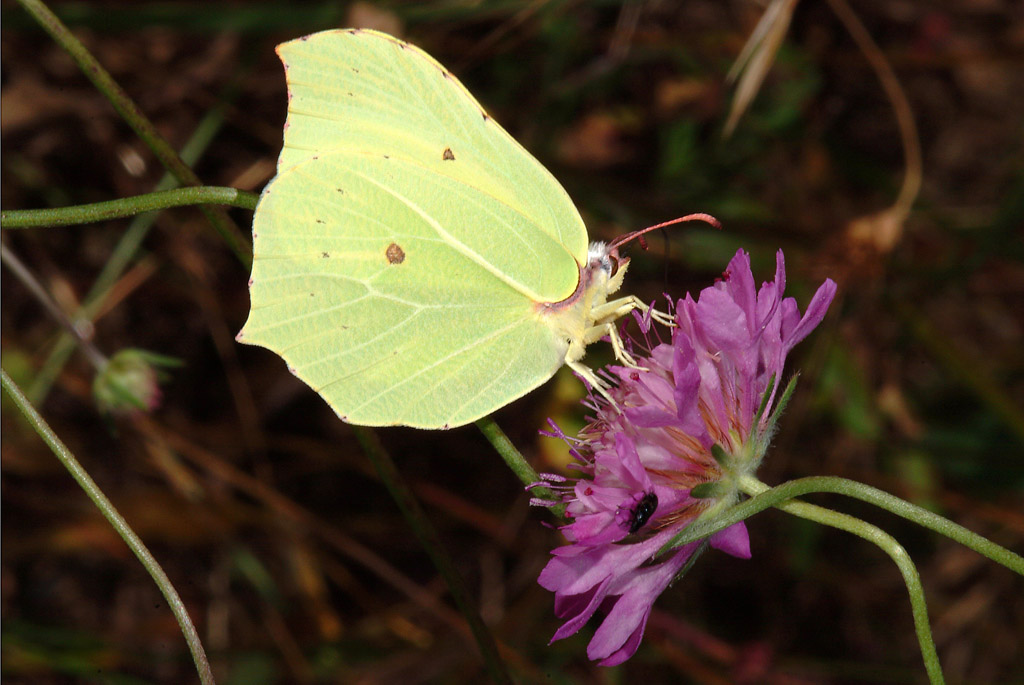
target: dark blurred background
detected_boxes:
[2,1,1022,683]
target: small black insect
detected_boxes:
[628,492,659,534]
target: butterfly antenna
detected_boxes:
[607,213,722,253]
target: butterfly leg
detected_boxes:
[591,295,674,330]
[583,320,644,369]
[566,359,619,408]
[647,305,675,327]
[563,327,621,407]
[562,296,674,409]
[567,330,640,412]
[586,295,676,370]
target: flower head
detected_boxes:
[93,348,181,415]
[533,249,836,665]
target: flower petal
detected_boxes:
[550,577,613,641]
[596,613,649,666]
[722,249,758,330]
[694,286,749,351]
[710,521,751,559]
[586,546,693,662]
[783,278,837,351]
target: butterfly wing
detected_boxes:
[239,29,589,428]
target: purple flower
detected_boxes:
[533,249,836,665]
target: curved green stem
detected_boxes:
[663,476,1024,576]
[26,100,231,405]
[476,416,566,519]
[2,187,259,229]
[351,427,512,684]
[741,478,945,685]
[656,473,1024,685]
[1,370,215,685]
[14,0,250,266]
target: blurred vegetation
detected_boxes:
[2,1,1023,683]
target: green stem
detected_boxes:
[351,427,512,685]
[1,370,215,685]
[664,476,1024,576]
[27,104,229,405]
[737,477,945,684]
[658,474,1024,684]
[14,0,250,266]
[476,416,566,518]
[2,187,259,229]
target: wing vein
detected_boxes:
[330,314,531,414]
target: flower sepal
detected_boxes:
[710,443,731,467]
[690,481,731,499]
[757,372,801,450]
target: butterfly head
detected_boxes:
[586,241,629,296]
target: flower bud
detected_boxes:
[93,349,179,415]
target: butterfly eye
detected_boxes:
[606,254,619,278]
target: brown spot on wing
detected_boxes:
[386,243,406,264]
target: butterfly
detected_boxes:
[238,29,712,428]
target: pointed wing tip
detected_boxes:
[234,324,266,348]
